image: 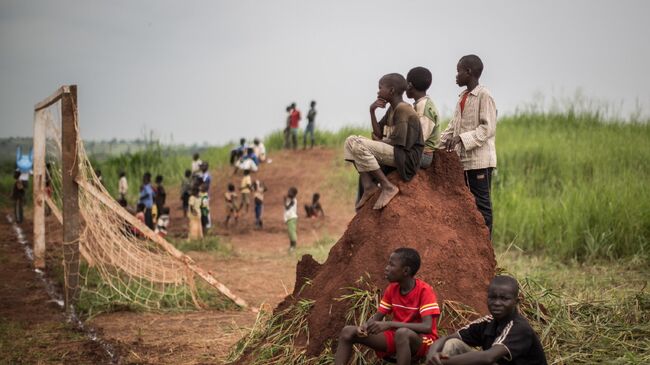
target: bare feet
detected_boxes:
[355,185,379,210]
[373,184,399,209]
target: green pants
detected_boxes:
[286,218,297,243]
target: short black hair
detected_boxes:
[136,203,145,212]
[185,169,192,177]
[155,175,163,184]
[240,138,246,145]
[490,275,519,297]
[162,207,170,215]
[406,67,432,92]
[459,54,484,78]
[310,100,316,106]
[381,73,408,96]
[228,183,235,191]
[312,193,320,202]
[393,247,421,276]
[288,186,298,197]
[143,172,151,183]
[119,171,126,177]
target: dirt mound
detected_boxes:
[284,150,496,356]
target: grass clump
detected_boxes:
[172,236,232,255]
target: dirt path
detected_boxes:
[0,215,113,364]
[89,147,356,364]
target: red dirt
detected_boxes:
[282,150,496,356]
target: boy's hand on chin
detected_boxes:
[370,98,387,111]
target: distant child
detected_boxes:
[118,171,128,204]
[154,174,166,214]
[252,179,267,228]
[406,67,440,169]
[234,148,259,174]
[12,171,25,223]
[155,207,170,237]
[187,186,203,240]
[191,152,203,177]
[239,169,252,213]
[224,183,239,227]
[304,100,317,149]
[335,248,440,365]
[133,203,146,238]
[180,169,192,217]
[344,73,424,210]
[425,276,547,365]
[200,162,212,191]
[283,105,292,149]
[438,54,497,235]
[138,172,155,229]
[284,187,298,251]
[304,193,325,218]
[253,138,267,163]
[289,102,301,149]
[199,182,211,231]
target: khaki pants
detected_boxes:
[343,135,395,172]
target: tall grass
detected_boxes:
[493,111,650,260]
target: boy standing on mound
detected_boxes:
[406,67,440,169]
[425,276,547,365]
[335,248,441,365]
[439,54,497,235]
[344,73,424,210]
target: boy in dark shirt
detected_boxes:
[304,100,317,149]
[12,171,25,223]
[335,248,440,365]
[344,73,424,210]
[426,276,547,365]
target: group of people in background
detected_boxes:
[284,100,317,150]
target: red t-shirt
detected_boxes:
[289,109,301,128]
[378,278,441,337]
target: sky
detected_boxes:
[1,0,649,145]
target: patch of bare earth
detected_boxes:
[90,147,355,364]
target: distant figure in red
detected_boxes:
[289,102,301,149]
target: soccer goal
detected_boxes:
[32,85,247,314]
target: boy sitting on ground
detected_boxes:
[304,193,325,218]
[344,73,424,210]
[335,247,440,365]
[406,67,440,169]
[425,276,547,365]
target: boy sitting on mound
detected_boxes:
[425,276,547,365]
[344,73,424,210]
[335,248,440,365]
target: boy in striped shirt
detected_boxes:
[335,248,441,365]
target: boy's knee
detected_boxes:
[339,325,358,342]
[394,327,416,343]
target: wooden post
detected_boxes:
[33,109,46,269]
[61,85,80,312]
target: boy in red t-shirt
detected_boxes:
[289,102,301,149]
[335,247,441,365]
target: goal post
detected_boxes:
[33,85,80,311]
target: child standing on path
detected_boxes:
[199,183,211,231]
[180,169,192,217]
[224,183,239,227]
[252,179,267,228]
[188,186,203,240]
[118,171,128,204]
[335,248,441,365]
[154,175,166,215]
[304,100,317,149]
[439,55,497,235]
[406,67,440,169]
[12,171,25,223]
[284,187,298,251]
[239,169,252,214]
[138,172,155,229]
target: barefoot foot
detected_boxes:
[355,185,379,210]
[373,185,399,209]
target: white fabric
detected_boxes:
[283,197,297,222]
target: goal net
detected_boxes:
[33,86,246,314]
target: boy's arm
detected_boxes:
[426,344,508,365]
[366,314,434,335]
[458,92,497,152]
[370,99,387,140]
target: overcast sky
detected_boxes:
[1,0,649,145]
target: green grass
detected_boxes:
[492,111,650,260]
[171,235,233,255]
[264,126,369,151]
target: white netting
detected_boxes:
[35,92,240,313]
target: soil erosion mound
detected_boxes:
[285,150,496,356]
